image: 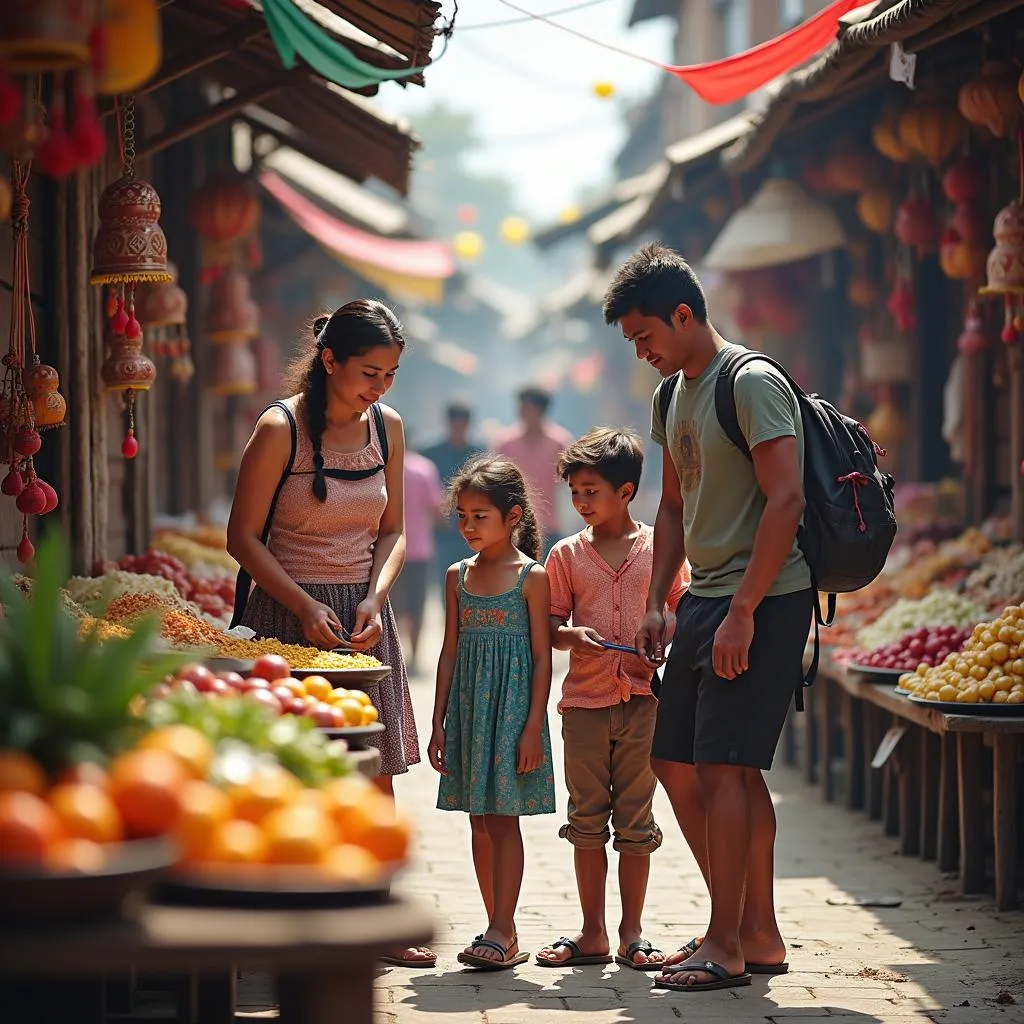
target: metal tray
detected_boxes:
[0,838,176,925]
[846,661,917,681]
[907,695,1024,716]
[289,665,391,686]
[157,866,396,910]
[317,721,385,748]
[205,656,255,676]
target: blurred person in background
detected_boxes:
[422,402,485,581]
[494,386,574,556]
[392,443,444,671]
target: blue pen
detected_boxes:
[600,640,639,654]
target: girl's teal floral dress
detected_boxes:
[437,560,555,816]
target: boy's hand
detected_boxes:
[636,610,667,668]
[516,726,543,774]
[427,723,448,775]
[569,626,605,656]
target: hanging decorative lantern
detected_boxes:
[942,155,984,204]
[188,173,259,274]
[558,205,581,225]
[940,226,988,283]
[958,62,1021,139]
[824,148,880,193]
[897,102,964,167]
[872,109,912,163]
[137,259,188,361]
[209,341,257,396]
[22,357,66,430]
[252,334,282,393]
[91,175,171,285]
[592,81,615,99]
[453,230,484,262]
[979,199,1024,345]
[895,193,935,254]
[96,0,161,95]
[957,300,989,355]
[887,277,916,333]
[856,189,894,234]
[204,267,259,344]
[847,274,879,309]
[0,0,93,73]
[499,215,530,246]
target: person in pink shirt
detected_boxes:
[494,387,574,555]
[536,428,689,972]
[391,448,444,668]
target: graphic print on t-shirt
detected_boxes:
[671,418,703,493]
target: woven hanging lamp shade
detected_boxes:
[704,178,846,272]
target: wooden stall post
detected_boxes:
[897,727,921,857]
[842,691,865,810]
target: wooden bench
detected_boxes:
[784,660,1022,911]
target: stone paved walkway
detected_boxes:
[372,604,1024,1024]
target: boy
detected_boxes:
[535,428,688,971]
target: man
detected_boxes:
[494,386,574,555]
[421,402,485,578]
[391,446,444,669]
[603,243,812,993]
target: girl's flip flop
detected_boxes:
[614,939,666,971]
[457,934,529,971]
[535,936,613,967]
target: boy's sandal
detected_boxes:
[614,939,665,971]
[677,935,788,974]
[652,960,752,993]
[457,933,529,971]
[535,936,613,967]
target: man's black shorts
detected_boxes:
[651,589,813,771]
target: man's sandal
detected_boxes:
[652,959,752,992]
[678,936,788,975]
[535,936,613,967]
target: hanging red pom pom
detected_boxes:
[1,468,24,497]
[36,81,78,180]
[0,67,22,127]
[13,427,41,457]
[125,309,142,341]
[112,298,129,334]
[122,429,139,459]
[16,481,47,516]
[89,24,108,77]
[38,480,58,514]
[17,530,35,565]
[105,289,118,319]
[71,79,105,166]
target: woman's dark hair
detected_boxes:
[446,455,541,560]
[602,242,708,326]
[285,299,404,501]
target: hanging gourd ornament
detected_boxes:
[22,356,66,430]
[856,189,894,234]
[100,306,156,460]
[888,277,916,333]
[894,193,935,255]
[824,147,880,192]
[205,267,258,344]
[188,174,259,279]
[872,109,912,163]
[958,63,1021,139]
[897,102,963,167]
[957,301,989,355]
[942,156,984,204]
[979,199,1024,345]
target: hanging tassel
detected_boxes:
[16,519,34,564]
[0,64,22,128]
[122,391,139,459]
[36,75,78,180]
[71,71,106,167]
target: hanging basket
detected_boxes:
[91,176,172,285]
[0,0,93,73]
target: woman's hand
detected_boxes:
[427,723,447,775]
[298,598,344,649]
[516,725,543,774]
[349,597,383,651]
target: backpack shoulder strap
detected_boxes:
[714,348,805,461]
[654,372,680,433]
[371,402,389,464]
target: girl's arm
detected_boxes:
[351,404,407,644]
[517,563,552,773]
[427,564,461,775]
[226,407,342,648]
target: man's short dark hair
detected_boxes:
[602,242,708,327]
[446,401,472,421]
[517,386,551,413]
[556,427,643,502]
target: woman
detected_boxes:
[227,299,434,967]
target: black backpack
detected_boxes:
[656,348,897,705]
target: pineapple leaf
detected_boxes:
[0,563,50,711]
[25,529,67,698]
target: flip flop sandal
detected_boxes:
[535,936,613,967]
[457,935,529,971]
[652,959,752,992]
[745,961,789,975]
[615,939,666,972]
[378,947,438,969]
[679,937,703,957]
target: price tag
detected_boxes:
[889,42,917,90]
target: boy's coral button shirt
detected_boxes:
[546,525,689,713]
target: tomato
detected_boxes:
[178,664,216,692]
[251,654,291,682]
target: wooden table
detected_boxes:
[786,658,1022,911]
[0,897,432,1024]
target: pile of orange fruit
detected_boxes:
[0,725,411,885]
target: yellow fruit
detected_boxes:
[939,684,958,703]
[1008,690,1023,705]
[175,780,232,861]
[139,725,214,780]
[321,776,387,840]
[358,814,412,865]
[978,681,996,702]
[0,751,46,795]
[202,819,267,865]
[350,690,373,707]
[47,783,123,844]
[361,704,379,725]
[109,748,187,839]
[0,791,64,865]
[337,698,365,727]
[320,843,384,885]
[262,804,337,865]
[303,676,332,702]
[46,838,107,873]
[228,765,301,824]
[991,643,1010,665]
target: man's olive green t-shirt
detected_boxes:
[650,344,811,599]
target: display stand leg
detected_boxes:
[898,728,921,857]
[957,733,985,894]
[920,731,939,861]
[278,968,374,1024]
[937,733,959,873]
[993,734,1018,912]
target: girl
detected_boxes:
[428,456,556,971]
[227,300,434,967]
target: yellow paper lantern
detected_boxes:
[558,205,581,225]
[897,103,963,167]
[593,81,615,99]
[872,110,911,163]
[856,189,894,234]
[98,0,162,96]
[453,230,484,262]
[499,216,530,246]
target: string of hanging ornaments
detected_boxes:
[1,157,67,564]
[91,93,170,460]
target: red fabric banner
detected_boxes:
[664,0,866,104]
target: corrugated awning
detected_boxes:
[318,0,441,71]
[261,170,454,304]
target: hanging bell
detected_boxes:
[208,341,257,396]
[90,176,172,284]
[204,267,258,343]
